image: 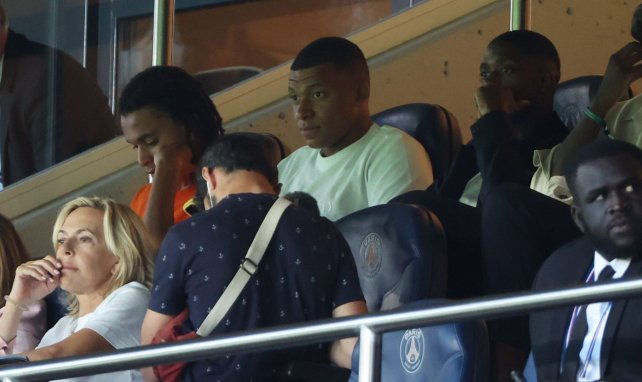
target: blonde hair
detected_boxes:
[52,197,155,316]
[0,214,29,307]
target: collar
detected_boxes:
[593,251,631,281]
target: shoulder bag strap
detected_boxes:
[196,197,292,336]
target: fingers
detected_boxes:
[17,256,62,282]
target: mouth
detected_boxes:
[608,217,636,234]
[299,125,319,140]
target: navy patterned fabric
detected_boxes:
[149,193,363,381]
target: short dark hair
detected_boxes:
[118,66,224,163]
[489,30,561,79]
[291,36,368,74]
[565,139,642,199]
[200,133,278,187]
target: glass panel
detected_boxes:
[0,0,118,189]
[0,0,422,190]
[117,0,417,97]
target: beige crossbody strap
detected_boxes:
[196,197,292,336]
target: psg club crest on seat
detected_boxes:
[400,328,424,373]
[359,233,382,277]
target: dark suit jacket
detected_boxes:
[530,236,642,382]
[0,30,118,186]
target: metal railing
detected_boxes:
[2,279,642,381]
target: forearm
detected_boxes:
[330,337,357,369]
[0,302,25,350]
[550,101,612,176]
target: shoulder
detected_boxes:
[103,282,150,305]
[535,236,593,288]
[279,146,316,169]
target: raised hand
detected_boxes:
[475,84,531,117]
[590,41,642,116]
[9,255,61,306]
[152,143,195,189]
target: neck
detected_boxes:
[215,171,276,201]
[320,112,372,157]
[76,293,105,317]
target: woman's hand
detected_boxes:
[8,255,61,306]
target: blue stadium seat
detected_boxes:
[349,299,490,382]
[281,204,448,381]
[335,203,448,311]
[372,103,462,189]
[553,75,633,130]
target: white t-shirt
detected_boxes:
[38,282,150,382]
[278,124,433,221]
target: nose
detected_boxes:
[137,146,153,168]
[294,97,313,120]
[607,191,630,214]
[57,241,73,258]
[482,71,500,86]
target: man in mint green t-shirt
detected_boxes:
[279,37,432,221]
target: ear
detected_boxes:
[570,204,586,233]
[356,77,370,102]
[110,258,120,276]
[201,167,216,189]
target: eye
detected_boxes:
[289,94,300,102]
[312,91,325,99]
[479,71,489,79]
[57,239,65,245]
[500,67,513,75]
[143,137,158,146]
[79,236,93,243]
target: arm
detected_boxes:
[24,328,113,361]
[0,256,60,350]
[472,86,534,202]
[550,42,642,176]
[330,301,368,369]
[365,130,433,205]
[143,144,193,246]
[140,310,173,382]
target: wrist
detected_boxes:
[4,295,28,312]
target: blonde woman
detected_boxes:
[0,197,155,381]
[0,214,46,353]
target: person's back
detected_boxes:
[142,133,366,381]
[152,193,361,380]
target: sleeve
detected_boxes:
[83,284,150,349]
[365,129,433,206]
[471,111,533,202]
[148,228,188,315]
[0,300,46,355]
[530,146,573,205]
[329,225,365,309]
[130,184,151,219]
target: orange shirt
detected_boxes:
[130,183,196,225]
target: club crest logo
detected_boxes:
[400,328,424,373]
[359,233,382,277]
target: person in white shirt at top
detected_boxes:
[279,36,433,221]
[0,197,155,382]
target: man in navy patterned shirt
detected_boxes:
[141,133,367,381]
